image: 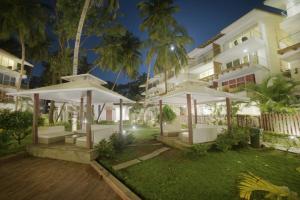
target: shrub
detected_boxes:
[157,105,177,123]
[0,129,10,149]
[110,132,136,152]
[0,110,33,145]
[215,126,250,152]
[186,144,211,158]
[125,133,135,145]
[95,139,115,159]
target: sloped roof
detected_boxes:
[8,79,134,104]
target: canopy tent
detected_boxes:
[148,80,249,144]
[8,74,134,149]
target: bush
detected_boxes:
[97,120,115,125]
[110,133,136,152]
[157,105,177,123]
[125,133,135,145]
[186,144,211,158]
[215,126,250,152]
[95,139,115,159]
[0,129,10,149]
[0,110,33,145]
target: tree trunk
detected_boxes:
[73,0,91,75]
[49,101,55,125]
[144,64,151,107]
[96,70,121,122]
[164,70,168,94]
[112,70,122,91]
[15,34,25,111]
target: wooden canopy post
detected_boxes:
[194,99,198,124]
[159,100,163,136]
[226,97,232,132]
[187,94,193,144]
[79,97,83,129]
[86,90,92,149]
[33,93,39,145]
[119,99,123,137]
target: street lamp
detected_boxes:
[170,44,175,51]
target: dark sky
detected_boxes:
[33,0,269,84]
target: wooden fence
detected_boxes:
[237,113,300,136]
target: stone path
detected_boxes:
[112,147,170,171]
[263,142,300,154]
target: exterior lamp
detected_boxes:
[132,125,136,130]
[243,49,248,53]
[170,44,175,51]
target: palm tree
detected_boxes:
[95,31,142,90]
[247,74,300,114]
[138,0,192,97]
[0,0,48,110]
[94,31,141,120]
[72,0,119,75]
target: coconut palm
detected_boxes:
[95,31,142,90]
[138,0,192,97]
[0,0,48,110]
[72,0,119,75]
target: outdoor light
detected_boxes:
[123,130,127,134]
[243,49,248,53]
[289,135,296,140]
[132,125,136,130]
[170,44,175,51]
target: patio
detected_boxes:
[0,156,120,200]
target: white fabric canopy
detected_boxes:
[148,81,249,105]
[8,79,134,104]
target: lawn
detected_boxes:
[100,126,162,166]
[99,128,300,200]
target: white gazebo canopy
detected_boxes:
[149,80,249,105]
[8,74,134,104]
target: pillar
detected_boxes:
[226,97,232,132]
[159,100,163,136]
[33,93,39,145]
[187,94,193,144]
[119,99,123,136]
[86,90,92,149]
[79,97,83,129]
[194,99,197,124]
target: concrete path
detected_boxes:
[113,147,170,171]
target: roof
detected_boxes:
[61,74,107,85]
[198,33,225,48]
[8,79,134,104]
[148,81,249,105]
[0,49,33,67]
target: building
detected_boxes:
[0,48,33,109]
[264,0,300,80]
[146,9,286,98]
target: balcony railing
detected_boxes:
[281,1,300,17]
[189,50,214,68]
[278,31,300,51]
[223,29,262,51]
[220,55,267,75]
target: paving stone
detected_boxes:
[138,147,170,161]
[112,159,141,171]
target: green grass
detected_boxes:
[0,134,32,157]
[100,127,161,166]
[115,148,300,200]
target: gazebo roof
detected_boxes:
[149,81,249,105]
[9,75,134,104]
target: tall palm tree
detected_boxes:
[138,0,192,98]
[94,31,141,120]
[95,31,142,90]
[72,0,119,75]
[0,0,48,110]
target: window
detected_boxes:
[233,59,240,67]
[0,73,3,84]
[10,77,16,86]
[226,62,233,69]
[3,75,10,85]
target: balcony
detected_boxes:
[280,2,300,33]
[278,31,300,61]
[215,30,264,63]
[217,55,268,82]
[189,50,214,69]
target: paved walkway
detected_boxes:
[113,147,170,171]
[0,157,120,200]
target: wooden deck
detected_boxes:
[0,156,120,200]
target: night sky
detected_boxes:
[33,0,269,84]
